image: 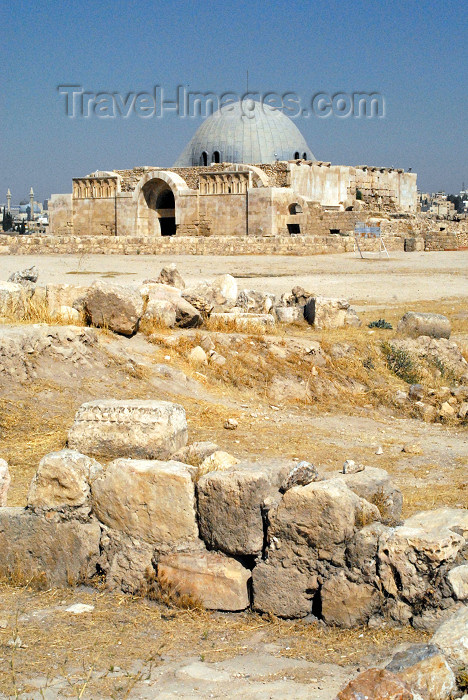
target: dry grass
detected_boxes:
[0,293,86,327]
[0,583,429,698]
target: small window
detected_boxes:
[287,223,301,235]
[302,152,307,159]
[213,151,220,163]
[294,151,299,159]
[201,151,208,166]
[289,203,303,215]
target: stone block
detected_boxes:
[158,551,250,611]
[386,643,457,700]
[447,564,468,600]
[304,296,350,329]
[252,560,316,618]
[337,668,424,700]
[0,508,100,586]
[197,467,271,556]
[28,449,103,511]
[45,283,89,314]
[68,399,188,460]
[83,280,144,336]
[431,605,468,666]
[405,507,468,540]
[321,573,380,627]
[91,458,198,546]
[337,467,403,525]
[397,311,451,339]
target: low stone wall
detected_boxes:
[0,399,467,629]
[0,234,405,256]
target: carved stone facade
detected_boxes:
[49,161,418,238]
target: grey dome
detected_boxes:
[174,100,314,166]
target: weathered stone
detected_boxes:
[141,299,177,329]
[175,297,202,328]
[252,560,317,618]
[439,401,455,418]
[408,384,425,401]
[378,526,465,603]
[321,573,380,627]
[182,282,216,315]
[274,306,304,324]
[405,508,468,540]
[224,417,238,430]
[68,399,188,460]
[8,265,39,285]
[337,467,403,525]
[197,468,271,556]
[83,280,144,336]
[459,401,468,419]
[157,265,186,289]
[0,282,26,318]
[397,311,451,339]
[197,450,239,477]
[236,289,275,314]
[210,274,238,307]
[269,479,380,553]
[189,345,208,365]
[431,605,468,666]
[337,668,424,700]
[345,307,362,327]
[91,458,198,546]
[0,459,10,507]
[99,528,155,593]
[172,441,219,467]
[447,564,468,600]
[45,283,89,314]
[28,449,103,511]
[279,461,319,493]
[386,643,457,700]
[347,522,390,580]
[158,551,250,611]
[210,312,275,331]
[304,296,350,329]
[0,508,100,586]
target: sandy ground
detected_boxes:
[2,250,468,308]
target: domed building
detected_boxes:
[174,100,315,166]
[49,101,417,239]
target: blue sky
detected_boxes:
[1,0,466,203]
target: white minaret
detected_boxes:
[29,187,34,221]
[6,189,11,213]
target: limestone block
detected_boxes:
[386,643,457,700]
[337,467,403,525]
[337,669,425,700]
[55,305,81,323]
[68,399,188,460]
[321,573,380,627]
[99,528,155,593]
[141,299,177,329]
[8,265,39,285]
[45,283,89,314]
[0,507,101,586]
[252,560,316,618]
[83,280,144,336]
[274,306,304,323]
[0,459,10,507]
[197,450,239,477]
[197,467,271,556]
[156,265,186,289]
[210,312,275,331]
[172,441,219,467]
[158,551,250,611]
[269,479,380,552]
[405,507,468,540]
[397,311,451,339]
[210,274,238,307]
[304,296,350,329]
[431,605,468,666]
[175,298,202,328]
[447,564,468,600]
[279,461,319,493]
[378,526,465,603]
[27,449,103,511]
[236,289,276,314]
[188,345,207,365]
[0,282,26,318]
[140,281,182,304]
[91,458,198,546]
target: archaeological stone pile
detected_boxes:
[0,397,466,637]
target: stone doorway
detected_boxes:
[139,179,176,236]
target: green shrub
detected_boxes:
[368,319,393,329]
[381,342,420,384]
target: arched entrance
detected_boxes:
[139,178,176,236]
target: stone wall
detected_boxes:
[0,233,405,256]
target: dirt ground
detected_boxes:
[0,250,467,698]
[1,250,467,308]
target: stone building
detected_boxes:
[49,101,418,238]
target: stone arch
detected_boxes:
[134,170,188,237]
